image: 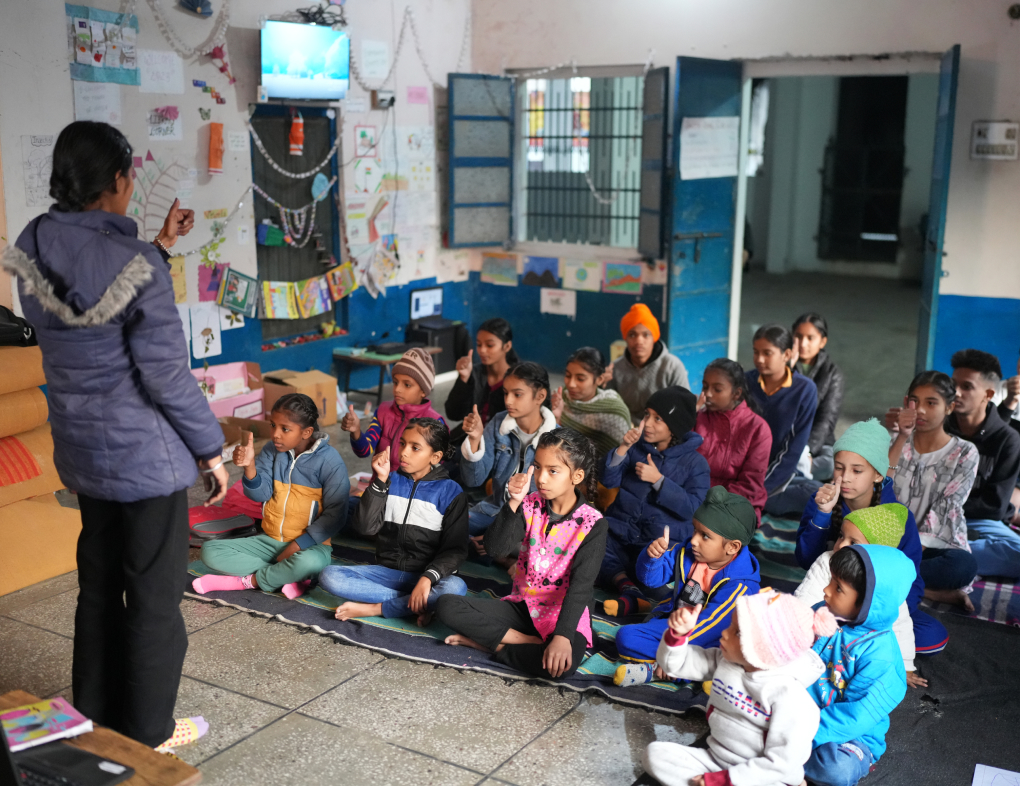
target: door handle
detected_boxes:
[673,232,723,263]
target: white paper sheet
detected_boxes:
[148,109,182,141]
[73,81,122,125]
[435,249,471,284]
[227,131,248,151]
[973,764,1020,786]
[344,193,371,245]
[540,288,576,318]
[190,302,223,359]
[679,116,740,180]
[139,49,184,94]
[175,304,190,355]
[219,306,245,331]
[393,191,437,228]
[21,135,55,207]
[561,259,601,292]
[360,40,390,80]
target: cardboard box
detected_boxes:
[191,362,266,420]
[262,369,338,426]
[219,416,274,446]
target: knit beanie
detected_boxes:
[392,348,435,396]
[831,418,890,476]
[620,303,660,342]
[645,386,697,439]
[694,486,757,545]
[844,503,908,548]
[736,589,838,670]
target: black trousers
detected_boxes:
[435,595,588,679]
[74,489,190,747]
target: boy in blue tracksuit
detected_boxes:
[612,486,761,687]
[599,386,711,617]
[805,544,913,786]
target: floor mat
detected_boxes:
[185,535,707,716]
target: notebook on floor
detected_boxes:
[2,723,133,786]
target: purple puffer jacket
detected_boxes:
[1,208,223,502]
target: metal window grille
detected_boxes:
[520,76,643,247]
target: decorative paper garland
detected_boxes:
[246,120,342,180]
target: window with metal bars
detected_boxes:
[519,76,643,247]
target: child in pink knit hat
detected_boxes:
[643,589,837,786]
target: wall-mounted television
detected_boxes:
[260,20,349,101]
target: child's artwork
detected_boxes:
[326,261,358,301]
[262,281,300,320]
[522,256,561,287]
[973,764,1020,786]
[539,287,576,318]
[481,252,519,286]
[169,256,187,303]
[189,302,223,359]
[129,150,188,238]
[643,259,668,286]
[219,307,244,331]
[296,276,333,319]
[602,261,644,295]
[147,106,183,141]
[435,249,471,284]
[198,262,226,302]
[21,135,55,207]
[66,5,140,85]
[381,233,399,254]
[561,259,601,292]
[354,124,377,158]
[216,267,258,317]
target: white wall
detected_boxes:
[0,0,471,307]
[472,0,1020,300]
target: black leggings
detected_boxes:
[436,595,588,679]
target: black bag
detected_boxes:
[0,306,37,347]
[188,512,258,548]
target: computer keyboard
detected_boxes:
[17,762,80,786]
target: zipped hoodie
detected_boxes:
[460,407,558,502]
[745,369,818,495]
[243,432,350,549]
[648,634,825,786]
[351,465,468,586]
[636,540,761,646]
[808,544,912,760]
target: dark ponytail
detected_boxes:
[537,427,599,506]
[752,323,794,353]
[406,417,453,462]
[50,121,133,213]
[478,317,519,365]
[272,393,320,431]
[704,357,762,416]
[506,361,551,405]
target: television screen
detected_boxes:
[410,287,443,320]
[261,21,349,100]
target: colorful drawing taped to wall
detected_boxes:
[189,302,222,359]
[602,261,644,295]
[326,261,358,301]
[262,281,300,320]
[219,308,244,330]
[480,252,519,286]
[561,259,601,292]
[355,124,377,158]
[198,262,227,302]
[296,275,333,318]
[521,256,561,287]
[129,150,187,238]
[352,158,384,194]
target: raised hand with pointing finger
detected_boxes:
[550,386,564,422]
[507,465,534,510]
[340,403,362,440]
[634,453,663,484]
[814,470,843,514]
[647,525,671,559]
[617,415,647,456]
[456,349,474,383]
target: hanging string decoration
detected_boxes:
[173,185,252,258]
[252,176,337,249]
[246,119,343,179]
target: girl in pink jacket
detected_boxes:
[695,358,772,524]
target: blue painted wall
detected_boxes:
[932,294,1020,376]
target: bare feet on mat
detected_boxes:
[416,611,434,628]
[335,601,383,620]
[924,587,975,613]
[444,634,490,652]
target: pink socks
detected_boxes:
[281,579,312,599]
[192,574,256,594]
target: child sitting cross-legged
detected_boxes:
[803,545,914,786]
[318,418,468,625]
[436,428,608,680]
[642,589,836,786]
[600,386,711,617]
[614,486,760,687]
[194,394,349,598]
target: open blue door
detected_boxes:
[666,57,742,385]
[915,45,960,372]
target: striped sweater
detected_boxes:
[636,539,761,649]
[560,387,633,458]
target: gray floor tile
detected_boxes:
[493,696,707,786]
[196,712,479,786]
[0,571,77,617]
[170,676,288,766]
[181,598,239,634]
[302,658,578,772]
[0,617,73,698]
[182,613,383,708]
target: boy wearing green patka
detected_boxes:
[613,486,763,687]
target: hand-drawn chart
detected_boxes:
[128,149,187,238]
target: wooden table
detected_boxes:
[0,691,201,786]
[333,346,442,406]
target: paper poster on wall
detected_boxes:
[296,276,333,318]
[73,81,122,125]
[66,4,140,85]
[352,157,386,193]
[539,288,576,319]
[128,151,187,238]
[480,252,519,286]
[219,307,244,330]
[407,161,435,192]
[522,256,561,287]
[602,261,644,295]
[406,86,429,105]
[20,135,55,207]
[262,281,300,319]
[393,191,437,228]
[216,268,258,317]
[189,302,222,359]
[227,131,248,152]
[393,226,437,286]
[561,259,600,292]
[360,40,390,80]
[642,259,668,286]
[168,256,187,303]
[147,106,182,141]
[175,304,190,354]
[345,96,368,114]
[343,194,370,244]
[326,261,358,300]
[367,195,395,241]
[679,116,740,180]
[435,249,471,284]
[138,49,185,94]
[198,262,226,302]
[354,125,377,158]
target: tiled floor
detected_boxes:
[1,272,914,784]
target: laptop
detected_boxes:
[1,726,133,786]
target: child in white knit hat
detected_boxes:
[642,590,837,786]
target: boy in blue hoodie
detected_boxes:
[613,486,761,686]
[805,544,913,786]
[599,386,711,617]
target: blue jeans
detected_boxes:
[468,499,501,537]
[805,740,875,786]
[318,564,467,618]
[968,518,1020,579]
[919,546,977,590]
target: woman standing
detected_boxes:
[1,122,228,749]
[792,312,845,481]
